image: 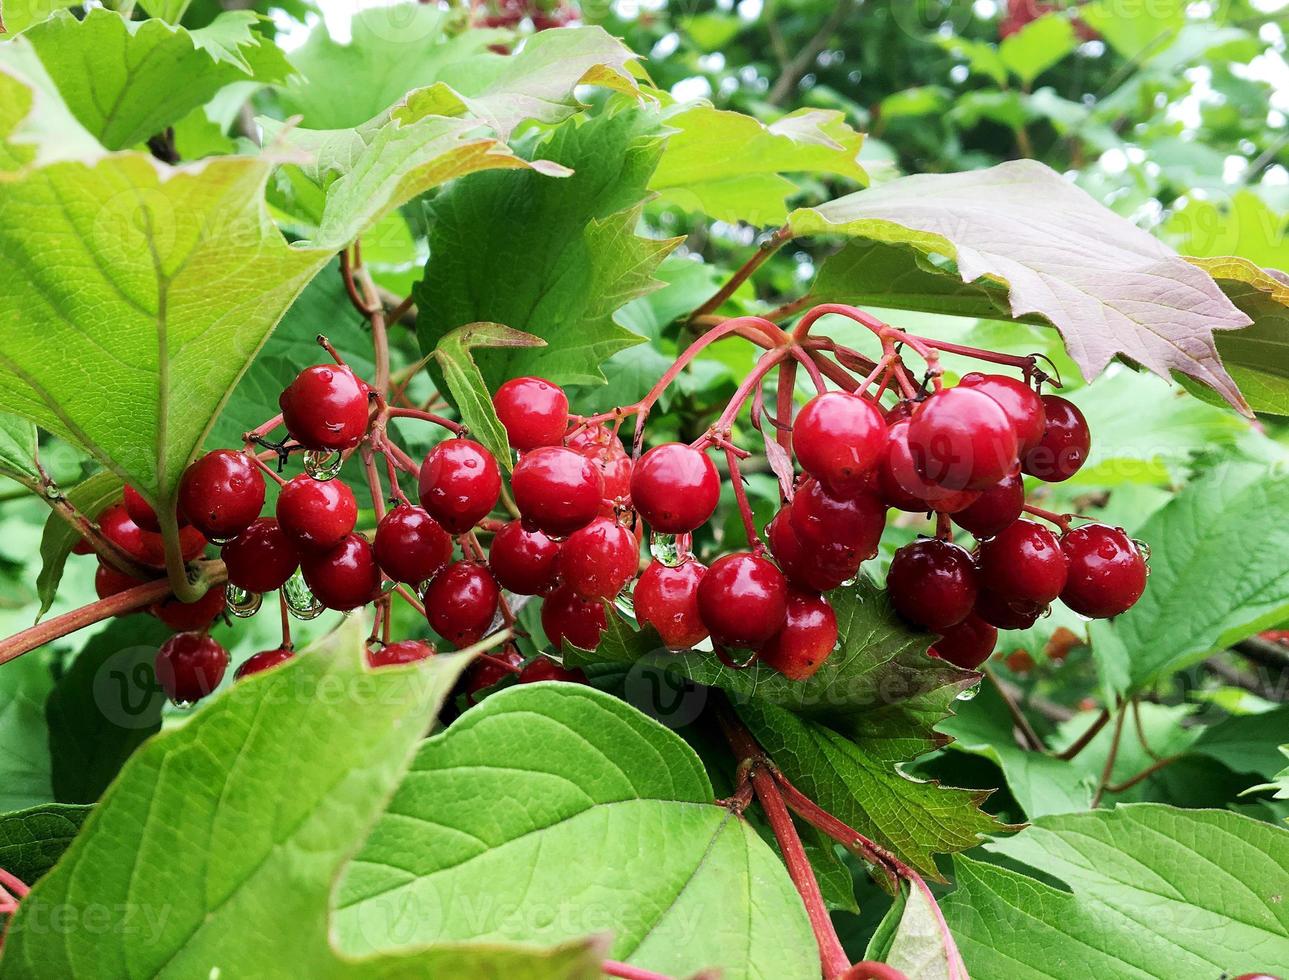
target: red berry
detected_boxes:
[493,376,569,450]
[511,446,603,537]
[959,372,1046,455]
[977,519,1068,605]
[759,590,838,680]
[275,475,357,553]
[221,518,300,593]
[279,363,370,450]
[100,504,205,568]
[152,586,226,632]
[373,505,452,584]
[71,535,94,556]
[154,632,228,703]
[1022,394,1090,482]
[234,647,294,681]
[631,443,719,533]
[541,584,607,650]
[789,478,886,567]
[1059,524,1146,618]
[368,639,436,667]
[124,484,186,532]
[697,552,789,649]
[634,559,708,650]
[518,656,587,684]
[561,517,638,600]
[952,472,1024,539]
[178,450,266,540]
[908,387,1019,491]
[974,588,1044,630]
[766,507,855,593]
[418,439,501,534]
[488,521,561,595]
[930,613,997,669]
[425,561,499,648]
[879,421,981,514]
[95,562,150,600]
[793,391,887,496]
[300,533,381,610]
[568,424,632,514]
[886,538,978,631]
[462,649,523,704]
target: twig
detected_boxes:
[1103,754,1182,794]
[766,0,855,105]
[1090,703,1127,808]
[1056,707,1110,761]
[985,666,1043,751]
[688,226,792,322]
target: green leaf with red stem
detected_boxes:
[33,471,123,623]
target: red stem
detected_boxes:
[0,869,29,900]
[689,225,792,322]
[1022,503,1073,532]
[386,407,463,434]
[724,446,762,551]
[601,961,678,980]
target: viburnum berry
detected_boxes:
[418,439,501,534]
[878,421,981,514]
[758,590,838,680]
[974,588,1045,630]
[488,520,561,595]
[560,517,638,600]
[221,518,300,593]
[789,478,886,566]
[425,561,499,647]
[1059,524,1147,618]
[792,391,887,496]
[300,533,382,610]
[930,613,997,669]
[100,503,206,568]
[152,586,227,632]
[697,552,789,649]
[952,471,1024,539]
[493,376,569,450]
[154,632,229,703]
[959,372,1046,455]
[630,443,720,534]
[766,507,855,593]
[1022,394,1090,482]
[908,386,1019,491]
[518,656,587,684]
[178,450,266,541]
[462,649,523,704]
[234,647,294,681]
[276,475,358,553]
[567,423,632,514]
[373,504,452,584]
[279,363,370,450]
[124,484,186,532]
[541,584,607,650]
[511,446,604,537]
[634,559,708,650]
[886,538,978,632]
[977,518,1068,605]
[94,562,150,601]
[368,639,436,667]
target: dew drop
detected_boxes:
[956,681,981,701]
[225,584,262,618]
[650,532,682,567]
[614,587,635,618]
[302,449,343,480]
[170,697,195,711]
[283,570,325,620]
[1134,538,1151,565]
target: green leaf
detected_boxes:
[0,803,91,886]
[335,683,817,979]
[867,882,967,980]
[0,0,77,34]
[933,34,1007,86]
[791,160,1253,413]
[1246,747,1289,804]
[0,653,53,813]
[649,105,867,224]
[943,805,1289,977]
[1191,706,1289,781]
[1081,0,1186,60]
[34,471,124,622]
[0,37,101,171]
[0,411,37,486]
[998,15,1077,85]
[136,0,192,24]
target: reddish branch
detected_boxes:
[689,226,792,322]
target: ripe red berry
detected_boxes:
[1022,394,1090,482]
[221,518,300,593]
[634,559,708,650]
[368,639,436,667]
[977,519,1068,605]
[567,424,632,514]
[178,450,266,540]
[959,372,1046,455]
[878,421,981,514]
[462,649,523,704]
[100,504,206,568]
[276,475,357,553]
[793,391,887,496]
[493,376,569,450]
[759,590,838,680]
[766,507,855,593]
[908,387,1019,491]
[373,505,452,584]
[518,656,587,684]
[425,561,499,647]
[95,562,150,600]
[974,588,1045,630]
[300,533,382,610]
[234,647,294,681]
[279,363,370,450]
[952,472,1024,539]
[886,538,978,631]
[1059,524,1146,618]
[488,521,561,595]
[511,446,603,537]
[697,552,789,649]
[560,517,638,600]
[630,443,719,533]
[541,584,607,650]
[154,632,229,703]
[152,586,226,632]
[124,484,186,532]
[790,478,886,567]
[418,439,501,534]
[930,613,997,669]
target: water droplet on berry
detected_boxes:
[956,681,981,701]
[302,449,343,480]
[283,569,326,620]
[841,573,858,587]
[169,697,195,711]
[650,532,682,567]
[225,584,262,618]
[1134,539,1151,566]
[614,585,635,619]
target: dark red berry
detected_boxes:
[95,562,150,600]
[152,586,226,632]
[279,363,369,450]
[71,535,94,556]
[766,507,855,593]
[759,590,838,680]
[425,561,499,648]
[221,518,300,593]
[959,372,1046,455]
[908,386,1019,491]
[368,639,436,667]
[560,517,638,600]
[977,519,1068,605]
[1059,524,1146,618]
[511,446,603,537]
[493,376,569,450]
[488,521,561,595]
[155,632,229,703]
[234,647,294,681]
[974,588,1044,630]
[789,478,886,567]
[567,424,632,514]
[630,443,719,534]
[1022,395,1090,482]
[697,552,789,649]
[793,391,887,496]
[541,584,607,650]
[930,613,997,669]
[100,504,206,568]
[879,421,981,514]
[885,401,915,423]
[886,538,978,631]
[518,656,587,684]
[952,472,1024,539]
[300,533,382,610]
[124,484,186,532]
[373,504,452,584]
[634,559,707,650]
[276,475,357,553]
[418,439,501,534]
[178,450,266,540]
[463,649,523,704]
